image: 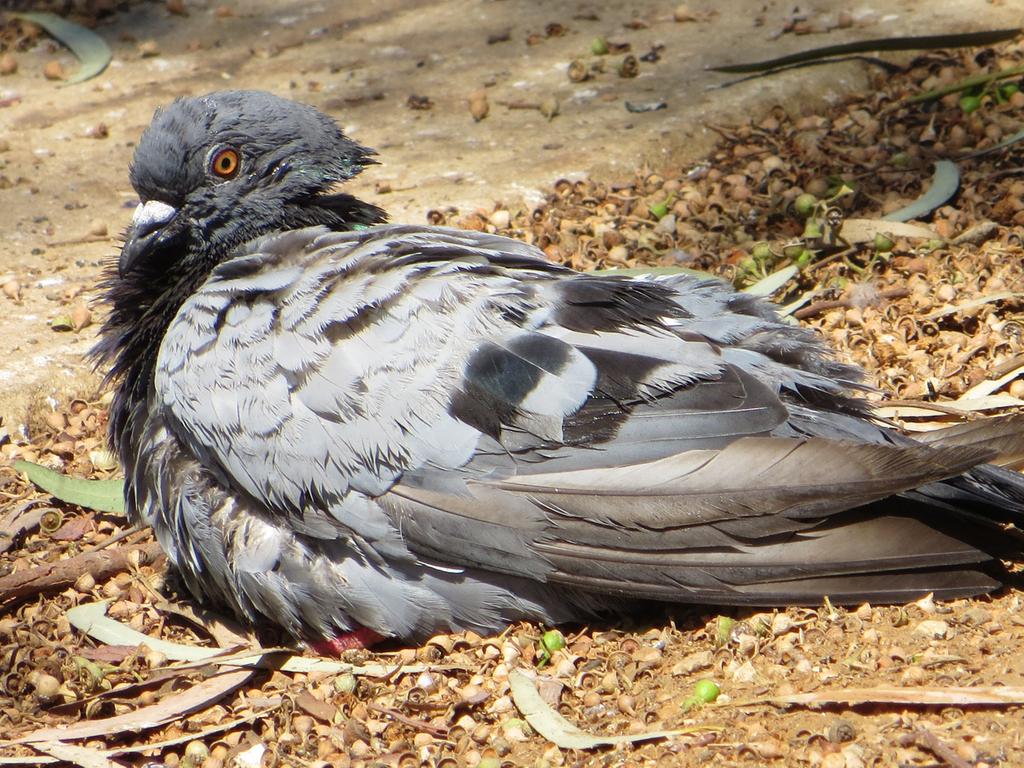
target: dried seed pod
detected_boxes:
[181,741,209,768]
[618,55,639,78]
[415,671,439,693]
[40,508,64,534]
[567,59,588,82]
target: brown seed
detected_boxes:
[43,60,65,81]
[138,40,161,57]
[3,279,21,302]
[0,53,16,76]
[468,91,489,122]
[88,219,108,237]
[166,0,187,14]
[214,5,234,17]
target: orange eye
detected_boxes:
[210,147,240,179]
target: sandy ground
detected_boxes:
[0,0,1020,432]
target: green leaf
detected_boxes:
[909,63,1024,104]
[882,160,960,223]
[14,460,124,513]
[11,12,111,85]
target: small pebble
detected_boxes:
[33,673,62,703]
[914,619,949,639]
[71,304,93,331]
[0,53,16,76]
[489,209,511,229]
[731,660,757,683]
[84,123,109,139]
[43,60,65,81]
[673,4,696,22]
[3,279,20,301]
[540,95,559,121]
[138,40,161,57]
[167,0,187,14]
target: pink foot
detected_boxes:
[310,627,385,656]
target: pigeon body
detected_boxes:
[96,90,1024,644]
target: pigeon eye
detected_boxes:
[210,147,240,179]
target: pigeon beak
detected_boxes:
[120,200,181,277]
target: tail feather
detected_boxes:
[915,413,1024,469]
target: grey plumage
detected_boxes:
[95,90,1024,644]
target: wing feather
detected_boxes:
[154,224,1014,615]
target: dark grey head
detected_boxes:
[121,90,385,276]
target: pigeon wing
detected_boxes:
[155,224,1003,607]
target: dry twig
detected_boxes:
[0,540,163,602]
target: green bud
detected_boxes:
[649,200,670,220]
[959,94,982,114]
[693,679,721,703]
[782,243,805,261]
[873,232,894,252]
[793,193,818,217]
[541,629,566,655]
[715,616,735,646]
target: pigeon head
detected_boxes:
[121,90,385,277]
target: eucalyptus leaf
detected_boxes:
[882,161,960,222]
[708,29,1020,74]
[14,460,124,513]
[68,601,441,676]
[743,264,798,297]
[509,669,701,749]
[11,12,111,85]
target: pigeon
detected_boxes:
[94,90,1024,649]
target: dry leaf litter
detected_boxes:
[2,29,1024,768]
